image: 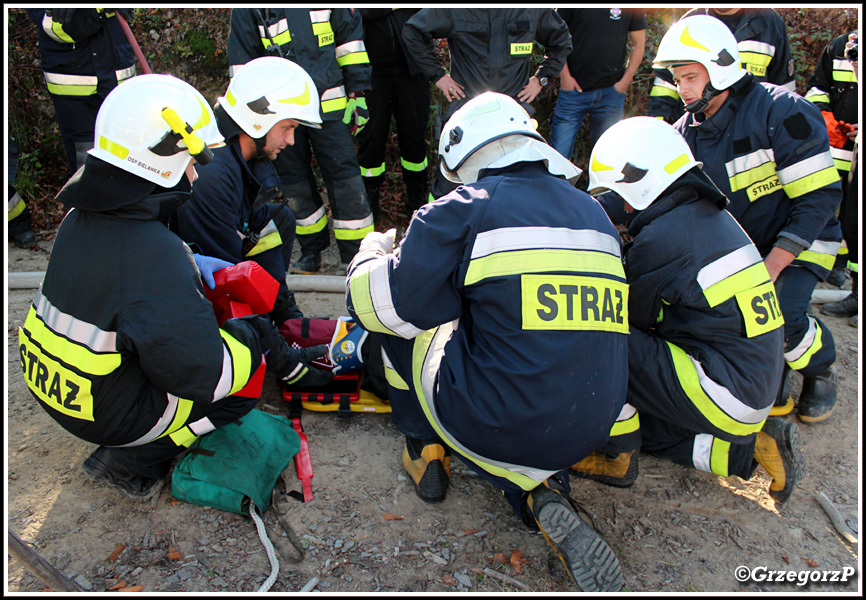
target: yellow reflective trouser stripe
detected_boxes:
[787,321,823,370]
[321,97,348,113]
[782,166,840,198]
[710,437,731,477]
[667,342,766,437]
[797,249,836,271]
[412,326,543,491]
[219,329,253,395]
[400,156,428,172]
[348,270,390,335]
[384,365,409,390]
[337,51,370,67]
[703,262,771,308]
[153,398,195,442]
[169,426,198,448]
[296,212,328,235]
[244,230,282,258]
[465,249,625,287]
[650,85,679,99]
[335,223,374,240]
[23,309,121,376]
[361,163,386,177]
[610,411,640,437]
[46,83,98,96]
[9,195,26,220]
[728,161,777,192]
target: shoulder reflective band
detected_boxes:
[522,274,629,333]
[510,43,533,55]
[735,280,784,338]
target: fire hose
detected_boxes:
[115,12,152,75]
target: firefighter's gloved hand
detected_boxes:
[193,254,233,289]
[111,8,135,22]
[359,228,396,256]
[343,94,369,136]
[282,345,334,388]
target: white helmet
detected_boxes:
[653,15,747,92]
[217,56,322,138]
[438,92,581,185]
[587,116,701,210]
[89,74,224,188]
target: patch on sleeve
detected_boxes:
[732,137,752,154]
[783,112,812,140]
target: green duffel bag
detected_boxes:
[171,408,300,516]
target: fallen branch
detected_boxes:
[7,529,83,592]
[814,492,858,544]
[482,567,528,591]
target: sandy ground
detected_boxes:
[5,235,861,594]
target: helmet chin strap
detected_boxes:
[684,82,721,113]
[252,135,269,159]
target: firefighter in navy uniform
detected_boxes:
[401,8,572,200]
[25,8,136,177]
[356,8,431,217]
[171,57,325,327]
[807,32,859,298]
[648,8,794,125]
[227,8,374,273]
[8,136,38,248]
[654,16,843,424]
[577,116,805,506]
[346,92,628,592]
[18,75,330,502]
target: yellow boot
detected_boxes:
[402,437,451,503]
[753,418,806,505]
[571,450,638,488]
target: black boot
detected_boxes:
[83,446,164,502]
[797,367,838,423]
[821,272,858,318]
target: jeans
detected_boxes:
[550,85,625,161]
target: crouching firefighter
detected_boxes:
[18,74,329,503]
[578,116,805,507]
[345,92,629,592]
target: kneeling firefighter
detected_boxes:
[345,92,629,592]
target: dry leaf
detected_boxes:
[167,550,183,561]
[117,585,144,592]
[802,557,819,567]
[109,581,128,591]
[382,513,404,521]
[491,552,508,564]
[108,543,126,563]
[510,550,528,574]
[460,528,478,534]
[443,573,457,586]
[781,554,789,564]
[171,499,179,506]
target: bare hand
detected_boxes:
[613,77,630,94]
[560,72,581,92]
[847,123,858,139]
[436,74,465,102]
[518,77,542,103]
[764,246,797,283]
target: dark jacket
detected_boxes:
[26,8,135,96]
[673,77,842,279]
[227,8,372,120]
[18,157,264,446]
[358,8,425,76]
[402,9,572,110]
[625,171,784,433]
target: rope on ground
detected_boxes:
[249,500,280,592]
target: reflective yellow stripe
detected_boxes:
[739,52,772,67]
[805,90,830,105]
[99,136,130,160]
[702,262,771,308]
[336,51,370,67]
[797,249,836,271]
[465,249,624,287]
[335,223,374,240]
[219,330,253,395]
[384,365,409,390]
[23,309,121,376]
[610,411,640,437]
[50,20,74,43]
[261,30,292,49]
[667,342,766,437]
[348,270,390,335]
[709,438,731,477]
[781,165,840,198]
[46,83,97,96]
[522,274,629,333]
[728,160,778,192]
[244,230,282,257]
[311,21,332,36]
[847,260,858,273]
[9,195,26,220]
[650,85,680,98]
[400,156,428,172]
[296,212,328,235]
[361,163,386,177]
[169,425,198,448]
[787,322,823,370]
[154,398,195,441]
[832,70,857,83]
[510,42,533,55]
[321,96,348,113]
[736,281,784,338]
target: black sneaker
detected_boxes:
[83,447,164,503]
[820,291,858,319]
[402,437,450,503]
[526,483,623,592]
[11,229,36,248]
[291,253,321,274]
[825,267,848,288]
